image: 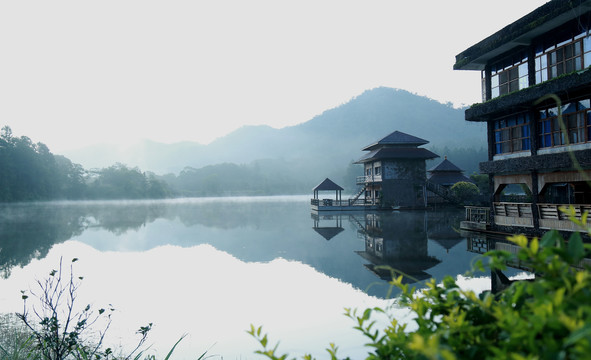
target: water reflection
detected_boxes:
[356,212,440,283]
[0,198,482,297]
[0,197,507,358]
[311,209,473,295]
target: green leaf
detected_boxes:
[565,323,591,346]
[261,334,268,348]
[362,308,372,321]
[530,237,539,254]
[163,334,186,360]
[541,230,559,247]
[568,232,584,263]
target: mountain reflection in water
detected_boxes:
[0,196,512,359]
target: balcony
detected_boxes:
[537,203,591,231]
[356,175,382,185]
[492,202,591,231]
[493,202,534,228]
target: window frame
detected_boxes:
[488,53,529,99]
[493,113,531,155]
[538,99,591,148]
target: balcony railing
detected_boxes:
[311,198,375,207]
[356,175,382,184]
[465,206,490,224]
[491,202,591,231]
[493,202,591,219]
[537,203,591,220]
[493,202,533,218]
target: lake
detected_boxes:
[0,196,512,359]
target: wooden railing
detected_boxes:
[537,203,591,220]
[493,202,533,218]
[349,185,367,204]
[465,206,490,224]
[311,198,371,207]
[493,202,591,220]
[356,175,382,184]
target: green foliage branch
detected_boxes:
[249,206,591,359]
[16,257,153,360]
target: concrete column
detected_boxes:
[484,65,492,102]
[530,109,538,156]
[531,171,540,230]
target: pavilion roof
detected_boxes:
[313,178,344,191]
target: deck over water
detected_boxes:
[310,198,379,211]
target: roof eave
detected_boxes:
[454,0,591,71]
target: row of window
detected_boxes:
[535,35,589,82]
[489,51,529,99]
[493,99,591,154]
[365,166,381,176]
[483,27,591,100]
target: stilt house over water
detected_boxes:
[455,0,591,233]
[354,131,439,209]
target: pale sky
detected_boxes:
[0,0,549,153]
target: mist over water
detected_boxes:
[0,196,499,359]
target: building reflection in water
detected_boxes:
[312,212,345,241]
[311,209,541,294]
[312,210,451,285]
[354,211,441,283]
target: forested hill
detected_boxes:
[0,87,488,200]
[64,87,486,176]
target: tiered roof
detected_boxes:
[356,131,438,164]
[361,131,429,151]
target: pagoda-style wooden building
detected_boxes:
[427,157,473,204]
[355,131,439,209]
[455,0,591,233]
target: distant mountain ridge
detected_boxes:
[63,87,485,176]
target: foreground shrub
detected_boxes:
[250,215,591,359]
[0,313,40,359]
[16,257,155,360]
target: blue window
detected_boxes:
[538,99,591,147]
[494,113,531,154]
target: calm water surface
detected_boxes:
[0,196,503,359]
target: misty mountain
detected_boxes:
[63,87,486,184]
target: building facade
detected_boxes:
[355,131,438,209]
[455,0,591,232]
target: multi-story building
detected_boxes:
[355,131,438,209]
[455,0,591,232]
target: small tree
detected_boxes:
[17,257,152,360]
[450,181,480,204]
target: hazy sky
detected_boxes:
[0,0,548,153]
